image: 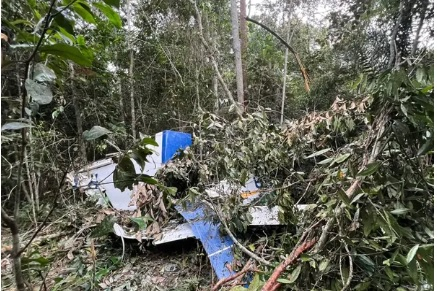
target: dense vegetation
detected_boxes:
[1,0,434,290]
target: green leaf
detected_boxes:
[407,259,418,284]
[390,208,409,215]
[130,217,147,230]
[318,259,329,272]
[357,162,381,177]
[247,273,261,290]
[417,139,433,156]
[141,137,159,147]
[33,63,56,83]
[406,244,419,264]
[138,175,158,185]
[25,79,53,104]
[73,3,96,24]
[289,264,301,283]
[276,278,293,284]
[357,254,375,273]
[40,44,93,67]
[83,125,112,140]
[103,0,120,8]
[2,121,33,131]
[164,186,177,196]
[305,148,331,159]
[338,190,351,207]
[93,3,122,28]
[317,157,333,165]
[334,153,351,164]
[52,10,75,35]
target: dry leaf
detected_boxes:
[67,250,74,260]
[135,232,142,242]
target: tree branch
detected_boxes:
[262,238,317,291]
[246,17,310,92]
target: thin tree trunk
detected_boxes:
[127,0,136,140]
[411,1,427,56]
[213,75,219,112]
[388,0,404,69]
[190,0,241,117]
[280,7,292,125]
[70,63,87,163]
[239,0,248,107]
[118,75,125,124]
[230,0,245,108]
[2,209,25,290]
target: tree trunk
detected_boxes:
[127,0,136,140]
[281,6,292,124]
[2,208,25,291]
[70,63,87,163]
[230,0,245,108]
[388,0,404,69]
[239,0,248,107]
[411,1,427,56]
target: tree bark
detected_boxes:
[190,0,242,117]
[239,0,248,107]
[2,208,25,291]
[280,6,292,125]
[388,0,404,69]
[127,0,136,140]
[70,63,87,163]
[230,0,245,108]
[411,1,427,56]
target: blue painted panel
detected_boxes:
[162,130,192,163]
[175,204,235,280]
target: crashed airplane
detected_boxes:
[67,130,308,281]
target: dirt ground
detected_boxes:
[2,218,213,291]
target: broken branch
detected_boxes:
[262,238,317,291]
[212,260,254,291]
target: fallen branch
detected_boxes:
[212,260,254,291]
[262,238,317,291]
[203,200,273,267]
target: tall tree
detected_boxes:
[239,0,248,106]
[127,0,136,140]
[230,0,245,108]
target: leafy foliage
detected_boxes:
[158,65,434,289]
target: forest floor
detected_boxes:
[1,202,213,291]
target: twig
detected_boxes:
[203,200,273,267]
[212,260,254,291]
[246,17,310,92]
[17,165,73,257]
[340,244,353,291]
[262,238,317,291]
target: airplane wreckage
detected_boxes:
[67,130,309,281]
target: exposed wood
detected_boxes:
[212,259,255,291]
[262,238,317,291]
